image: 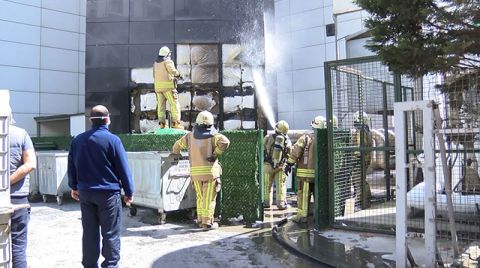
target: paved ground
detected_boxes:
[26,199,320,268]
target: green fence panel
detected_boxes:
[31,136,73,151]
[118,132,186,152]
[218,130,263,225]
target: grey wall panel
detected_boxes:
[86,45,129,68]
[129,21,174,44]
[41,47,79,72]
[0,41,40,68]
[0,21,40,45]
[130,0,174,21]
[87,0,129,22]
[0,1,40,25]
[175,21,220,43]
[40,70,79,94]
[86,22,129,45]
[174,0,219,20]
[41,28,79,50]
[129,44,174,68]
[219,21,242,43]
[41,9,80,32]
[0,66,40,92]
[86,68,129,92]
[40,93,79,114]
[42,0,80,14]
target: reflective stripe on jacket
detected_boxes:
[287,133,315,181]
[172,131,230,181]
[153,59,180,92]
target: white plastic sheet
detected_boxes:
[176,44,191,65]
[140,93,157,111]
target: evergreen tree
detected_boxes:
[355,0,480,76]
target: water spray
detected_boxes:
[252,68,276,129]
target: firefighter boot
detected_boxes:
[159,122,166,129]
[172,121,184,130]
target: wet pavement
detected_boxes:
[26,197,440,267]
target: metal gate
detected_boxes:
[325,56,480,264]
[325,56,402,232]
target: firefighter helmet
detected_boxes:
[332,115,338,128]
[353,111,369,124]
[311,116,326,129]
[158,46,171,57]
[196,111,214,126]
[275,120,289,134]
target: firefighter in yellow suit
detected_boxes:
[284,116,326,223]
[153,46,183,129]
[351,111,372,209]
[172,111,230,230]
[263,120,291,210]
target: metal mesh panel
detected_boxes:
[326,57,398,231]
[406,72,480,262]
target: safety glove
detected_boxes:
[284,162,294,176]
[206,155,217,163]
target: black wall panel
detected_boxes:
[86,0,266,133]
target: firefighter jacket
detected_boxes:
[172,126,230,182]
[264,133,291,169]
[153,58,180,92]
[287,132,315,182]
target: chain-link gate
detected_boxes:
[325,56,400,231]
[326,56,480,265]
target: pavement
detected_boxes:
[26,198,467,268]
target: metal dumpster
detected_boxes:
[37,151,69,205]
[127,151,195,224]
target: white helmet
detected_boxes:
[158,46,171,57]
[196,111,214,126]
[353,111,369,124]
[311,116,326,129]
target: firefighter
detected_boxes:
[153,46,183,129]
[172,111,230,230]
[285,116,326,223]
[263,120,292,210]
[351,111,372,209]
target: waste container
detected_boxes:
[37,151,69,205]
[127,151,195,224]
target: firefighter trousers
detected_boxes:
[297,179,314,218]
[263,163,287,207]
[155,89,181,124]
[193,178,221,225]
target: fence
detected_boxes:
[325,56,480,264]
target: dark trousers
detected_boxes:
[79,191,121,268]
[11,196,30,268]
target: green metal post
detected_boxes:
[258,129,264,221]
[315,129,330,230]
[324,61,335,226]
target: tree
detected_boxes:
[354,0,480,76]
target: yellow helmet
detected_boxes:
[275,120,289,134]
[196,111,214,126]
[158,46,171,57]
[311,116,326,129]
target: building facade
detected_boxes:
[0,0,86,135]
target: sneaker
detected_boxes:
[263,202,271,209]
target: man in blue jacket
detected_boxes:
[68,105,134,268]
